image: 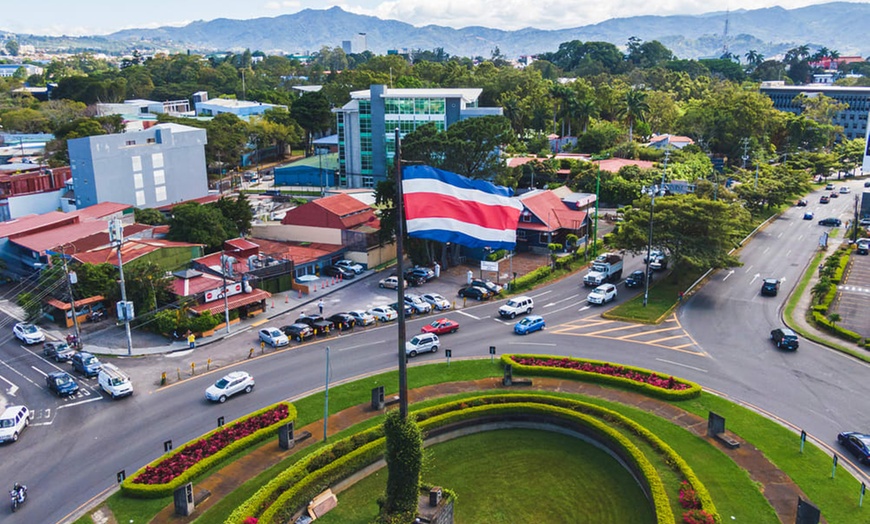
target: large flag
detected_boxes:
[402,165,523,250]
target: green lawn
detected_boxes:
[316,429,656,524]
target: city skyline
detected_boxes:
[2,0,862,37]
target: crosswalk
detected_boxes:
[836,285,870,294]
[549,314,707,356]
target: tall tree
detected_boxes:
[621,89,649,142]
[290,91,333,155]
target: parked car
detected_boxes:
[820,195,830,204]
[405,267,434,283]
[13,322,45,345]
[837,431,870,464]
[411,265,436,280]
[760,278,780,296]
[281,323,314,342]
[796,199,808,206]
[404,294,432,314]
[803,211,814,220]
[498,296,534,319]
[45,371,79,397]
[42,341,75,362]
[857,239,870,255]
[514,315,546,335]
[322,265,355,279]
[458,286,492,301]
[295,315,334,335]
[205,371,255,403]
[587,283,618,305]
[471,279,503,295]
[859,218,870,228]
[390,301,414,317]
[645,250,668,271]
[421,293,451,311]
[327,313,356,330]
[335,259,364,274]
[379,276,405,289]
[71,351,101,377]
[0,405,30,443]
[421,318,460,335]
[770,327,799,350]
[624,270,649,289]
[258,327,290,347]
[368,306,398,322]
[405,333,440,357]
[347,310,376,326]
[818,217,842,227]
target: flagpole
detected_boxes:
[394,128,409,419]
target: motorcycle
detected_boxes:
[10,484,26,512]
[66,334,82,350]
[87,309,105,323]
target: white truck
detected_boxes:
[583,253,623,287]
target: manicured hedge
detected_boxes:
[121,402,295,498]
[503,354,702,400]
[235,394,723,524]
[812,311,862,341]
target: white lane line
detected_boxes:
[722,270,735,281]
[579,305,592,312]
[531,290,553,298]
[58,397,103,409]
[337,340,387,352]
[0,374,18,396]
[543,295,581,308]
[455,310,481,320]
[655,358,708,373]
[507,342,557,346]
[492,318,510,325]
[744,265,753,274]
[32,366,48,377]
[0,359,39,386]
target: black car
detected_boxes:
[295,315,335,335]
[760,278,780,296]
[327,313,356,330]
[837,431,870,464]
[281,323,314,342]
[404,267,433,283]
[818,217,842,226]
[393,269,426,287]
[45,371,79,397]
[458,286,491,301]
[770,327,799,350]
[624,270,649,288]
[322,265,355,279]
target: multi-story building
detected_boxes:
[334,85,503,188]
[759,82,870,141]
[68,123,209,209]
[0,165,71,222]
[193,91,287,119]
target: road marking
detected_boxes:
[492,318,510,324]
[543,295,580,308]
[744,265,753,274]
[578,305,591,312]
[647,335,686,344]
[655,358,708,373]
[531,290,552,298]
[251,318,269,327]
[32,366,48,377]
[750,273,760,285]
[723,270,735,281]
[58,396,102,409]
[507,342,557,346]
[763,247,770,254]
[0,374,18,396]
[617,326,679,340]
[337,340,387,352]
[455,310,480,320]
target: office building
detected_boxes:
[759,82,870,141]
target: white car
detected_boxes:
[421,293,451,311]
[404,294,432,314]
[335,259,364,274]
[347,309,376,326]
[840,186,851,194]
[368,306,398,322]
[587,283,618,305]
[405,333,440,357]
[378,276,405,289]
[205,371,255,403]
[258,327,289,347]
[13,323,45,345]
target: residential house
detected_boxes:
[516,189,590,255]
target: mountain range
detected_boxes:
[8,2,870,61]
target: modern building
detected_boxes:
[759,82,870,141]
[0,63,43,77]
[193,91,287,118]
[96,99,193,119]
[334,85,503,188]
[68,123,209,209]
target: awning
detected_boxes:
[45,295,105,311]
[190,288,271,315]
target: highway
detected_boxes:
[1,180,869,522]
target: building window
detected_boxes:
[155,185,167,202]
[153,169,165,185]
[521,211,532,222]
[152,152,164,168]
[131,156,142,172]
[135,190,146,206]
[134,173,144,189]
[125,140,136,146]
[146,138,156,144]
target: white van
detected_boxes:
[0,405,31,443]
[98,363,133,399]
[498,296,534,319]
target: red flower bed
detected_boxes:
[133,404,289,485]
[510,356,690,391]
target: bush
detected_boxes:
[190,311,220,333]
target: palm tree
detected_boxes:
[622,89,649,143]
[575,98,598,134]
[745,49,759,65]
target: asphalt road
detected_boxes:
[2,181,870,522]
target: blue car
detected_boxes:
[514,315,545,335]
[838,431,870,464]
[46,371,79,397]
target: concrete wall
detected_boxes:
[2,190,64,222]
[365,242,396,269]
[251,223,342,244]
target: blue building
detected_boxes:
[193,91,287,118]
[334,85,503,188]
[68,123,209,209]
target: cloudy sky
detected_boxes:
[2,0,861,36]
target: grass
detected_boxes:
[316,429,656,524]
[604,269,703,324]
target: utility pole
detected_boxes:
[220,252,232,334]
[394,128,408,419]
[593,165,600,258]
[323,345,330,442]
[109,219,133,356]
[854,195,860,244]
[643,185,657,307]
[59,244,80,343]
[741,138,750,170]
[660,149,671,188]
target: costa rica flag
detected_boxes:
[402,165,523,250]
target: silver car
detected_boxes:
[205,371,255,403]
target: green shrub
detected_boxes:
[190,311,220,333]
[812,311,862,342]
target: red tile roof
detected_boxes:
[225,238,259,251]
[281,193,379,230]
[248,237,343,265]
[0,211,75,240]
[190,288,271,315]
[71,239,201,266]
[593,158,656,173]
[171,272,224,297]
[12,221,112,253]
[519,190,588,231]
[72,202,132,221]
[68,223,155,253]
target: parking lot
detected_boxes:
[833,250,870,338]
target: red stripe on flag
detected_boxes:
[404,192,520,230]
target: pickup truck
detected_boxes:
[583,254,623,287]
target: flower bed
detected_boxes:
[504,354,702,400]
[123,402,295,498]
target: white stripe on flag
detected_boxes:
[406,217,518,243]
[403,178,523,210]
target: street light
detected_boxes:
[642,185,659,308]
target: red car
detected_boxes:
[421,318,460,335]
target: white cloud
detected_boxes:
[265,0,301,10]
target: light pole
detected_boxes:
[58,244,80,343]
[219,252,233,334]
[109,219,133,356]
[323,345,330,442]
[642,185,658,308]
[593,165,600,257]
